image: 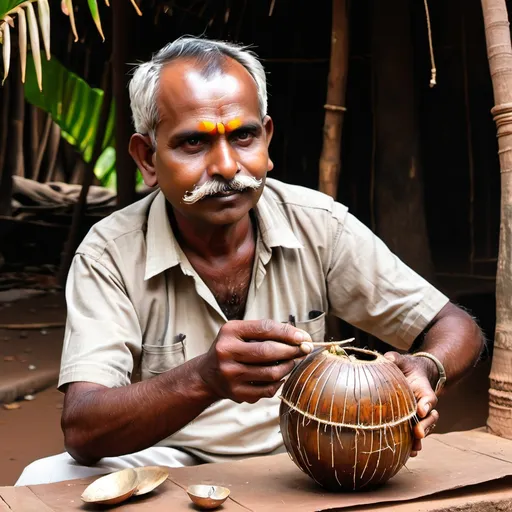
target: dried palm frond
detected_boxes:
[0,0,50,90]
[0,0,142,89]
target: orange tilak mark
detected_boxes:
[198,118,242,135]
[198,120,217,134]
[225,118,242,132]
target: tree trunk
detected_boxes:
[318,0,349,198]
[0,79,9,181]
[113,0,137,208]
[33,114,53,182]
[372,0,435,281]
[43,122,61,182]
[27,105,41,179]
[481,0,512,439]
[70,159,86,185]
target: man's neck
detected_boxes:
[169,208,255,261]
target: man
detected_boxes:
[16,36,484,486]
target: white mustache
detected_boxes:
[182,175,263,204]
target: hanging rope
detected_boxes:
[423,0,437,87]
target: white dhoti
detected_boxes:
[15,446,201,487]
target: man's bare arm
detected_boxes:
[62,358,216,466]
[413,301,485,390]
[385,301,485,456]
[62,320,311,465]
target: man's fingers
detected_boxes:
[414,409,440,439]
[233,340,305,364]
[384,351,405,366]
[386,349,440,458]
[411,409,439,459]
[236,381,285,403]
[300,342,314,354]
[228,319,312,347]
[412,437,422,452]
[416,389,438,419]
[293,355,308,366]
[417,396,435,419]
[242,360,296,383]
[410,436,423,457]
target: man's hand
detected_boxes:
[384,351,440,457]
[197,319,312,404]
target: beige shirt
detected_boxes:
[58,178,449,461]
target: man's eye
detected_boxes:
[186,138,201,146]
[235,131,252,141]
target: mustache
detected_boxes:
[182,176,263,204]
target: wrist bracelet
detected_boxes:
[411,351,447,395]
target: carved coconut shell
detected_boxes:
[279,346,417,491]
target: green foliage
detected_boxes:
[22,52,143,191]
[0,0,25,19]
[24,52,114,163]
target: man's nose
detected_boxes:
[207,140,239,180]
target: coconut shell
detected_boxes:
[279,346,417,491]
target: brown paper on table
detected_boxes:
[2,429,512,511]
[166,429,512,511]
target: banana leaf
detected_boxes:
[0,0,24,15]
[24,51,117,187]
[24,52,115,163]
[23,52,144,190]
[94,146,116,190]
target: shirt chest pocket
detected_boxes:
[294,311,326,343]
[140,338,186,381]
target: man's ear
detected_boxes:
[263,115,274,172]
[129,134,158,188]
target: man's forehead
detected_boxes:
[157,57,260,119]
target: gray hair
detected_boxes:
[128,36,268,145]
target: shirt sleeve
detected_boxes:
[326,204,450,351]
[58,253,142,390]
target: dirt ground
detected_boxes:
[0,291,66,402]
[0,289,493,487]
[0,290,66,486]
[0,387,64,485]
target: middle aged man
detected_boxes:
[16,36,484,487]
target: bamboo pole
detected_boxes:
[318,0,349,198]
[481,0,512,439]
[113,0,137,208]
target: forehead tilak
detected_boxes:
[198,118,243,135]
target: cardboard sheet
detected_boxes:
[1,429,512,511]
[166,429,512,511]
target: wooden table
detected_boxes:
[2,429,512,511]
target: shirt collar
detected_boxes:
[144,185,303,281]
[144,190,182,280]
[252,186,304,251]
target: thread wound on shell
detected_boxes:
[279,396,417,430]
